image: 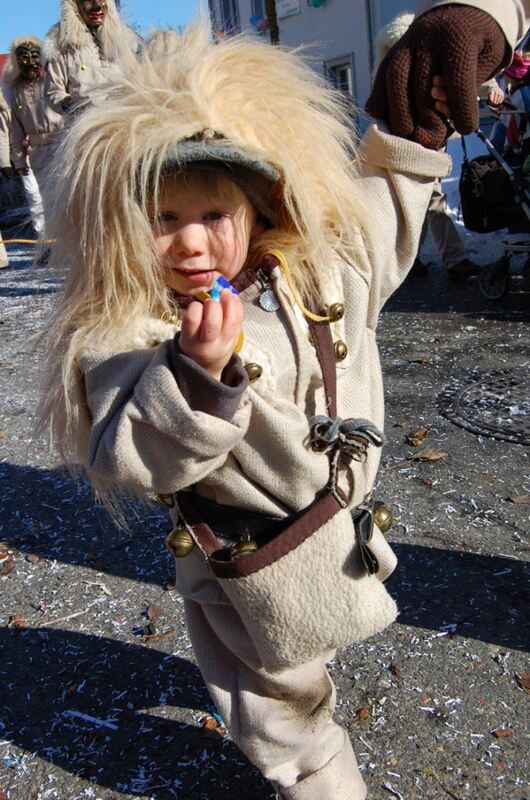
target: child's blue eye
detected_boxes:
[204,212,224,221]
[158,212,178,223]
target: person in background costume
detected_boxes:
[0,89,11,268]
[42,0,140,115]
[2,37,63,240]
[145,27,181,60]
[372,9,502,282]
[38,2,524,797]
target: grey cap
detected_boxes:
[162,134,280,225]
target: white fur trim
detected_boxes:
[373,12,415,72]
[81,315,178,355]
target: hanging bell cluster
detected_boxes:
[231,536,258,559]
[373,502,393,534]
[165,527,194,558]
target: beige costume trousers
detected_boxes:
[419,177,466,270]
[0,232,8,267]
[176,550,367,800]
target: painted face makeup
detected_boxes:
[15,44,42,81]
[77,0,108,29]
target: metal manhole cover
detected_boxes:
[438,369,530,445]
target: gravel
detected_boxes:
[0,236,528,800]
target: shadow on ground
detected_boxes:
[2,462,529,653]
[387,543,530,652]
[385,270,530,321]
[0,461,173,587]
[0,629,269,799]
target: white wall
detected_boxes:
[234,0,418,120]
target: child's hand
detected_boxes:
[431,75,451,124]
[179,289,244,381]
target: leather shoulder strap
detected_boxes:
[308,319,337,419]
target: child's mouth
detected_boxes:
[173,268,215,284]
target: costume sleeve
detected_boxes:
[9,109,27,170]
[80,340,251,495]
[353,122,452,325]
[0,110,11,169]
[44,56,70,113]
[418,1,530,63]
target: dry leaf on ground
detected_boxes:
[147,604,164,622]
[492,728,515,738]
[1,558,16,576]
[199,714,226,739]
[349,707,371,725]
[406,428,429,446]
[507,494,530,504]
[8,611,28,629]
[517,673,530,694]
[410,449,448,462]
[142,629,174,644]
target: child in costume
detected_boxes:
[38,6,519,797]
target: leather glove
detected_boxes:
[365,5,509,150]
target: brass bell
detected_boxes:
[373,502,393,534]
[156,493,175,508]
[328,302,345,322]
[334,340,348,361]
[165,528,194,558]
[244,362,263,382]
[231,538,258,559]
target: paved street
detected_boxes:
[0,241,528,800]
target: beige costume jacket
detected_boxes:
[79,125,451,518]
[0,98,10,170]
[9,79,63,171]
[44,43,123,113]
[79,0,530,509]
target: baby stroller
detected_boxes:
[459,109,530,300]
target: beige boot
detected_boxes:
[0,237,8,268]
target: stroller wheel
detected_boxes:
[479,258,509,300]
[523,257,530,289]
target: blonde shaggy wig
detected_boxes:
[39,25,373,473]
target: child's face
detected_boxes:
[152,172,261,296]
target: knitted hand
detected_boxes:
[365,6,508,149]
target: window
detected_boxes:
[251,0,265,17]
[209,0,241,33]
[324,55,356,98]
[220,0,240,33]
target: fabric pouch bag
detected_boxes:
[175,319,398,673]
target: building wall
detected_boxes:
[211,0,418,123]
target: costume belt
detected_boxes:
[28,132,53,147]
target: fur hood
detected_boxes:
[2,36,42,89]
[42,0,139,64]
[81,315,178,356]
[373,12,415,73]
